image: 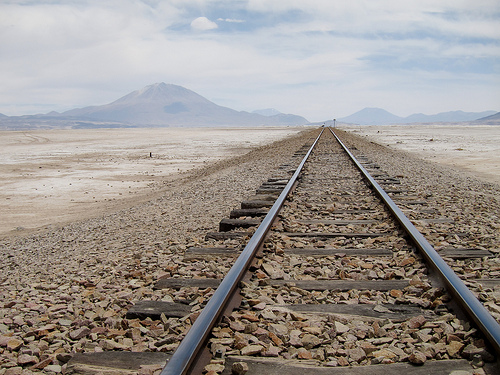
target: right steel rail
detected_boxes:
[330,127,500,355]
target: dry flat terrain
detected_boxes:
[340,124,500,185]
[1,125,498,237]
[0,127,306,237]
[0,125,498,374]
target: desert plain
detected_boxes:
[0,124,499,237]
[0,124,499,373]
[0,127,305,237]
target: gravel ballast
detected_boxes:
[0,127,498,374]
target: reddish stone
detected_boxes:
[17,354,37,365]
[408,351,426,365]
[69,327,91,340]
[31,356,53,370]
[240,313,259,322]
[230,320,245,332]
[297,348,312,359]
[91,327,108,335]
[407,315,426,329]
[389,289,403,298]
[262,345,280,357]
[268,331,283,346]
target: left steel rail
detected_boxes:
[160,128,325,375]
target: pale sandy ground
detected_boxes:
[1,124,498,238]
[340,124,500,185]
[0,127,306,236]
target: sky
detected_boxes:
[0,0,499,122]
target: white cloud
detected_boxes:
[190,16,218,31]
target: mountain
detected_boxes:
[0,83,308,130]
[62,83,308,127]
[252,108,282,116]
[338,108,404,125]
[338,108,498,125]
[404,110,496,123]
[477,112,500,121]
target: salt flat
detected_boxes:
[1,124,498,237]
[0,127,305,236]
[340,124,500,185]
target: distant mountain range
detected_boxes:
[0,85,498,130]
[252,108,282,116]
[478,111,500,121]
[0,83,308,130]
[337,107,498,125]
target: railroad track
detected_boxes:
[67,128,499,375]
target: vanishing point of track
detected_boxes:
[67,128,500,375]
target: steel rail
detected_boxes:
[161,128,325,375]
[329,127,500,356]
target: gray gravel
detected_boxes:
[0,129,318,374]
[337,129,500,321]
[0,127,498,374]
[203,129,498,374]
